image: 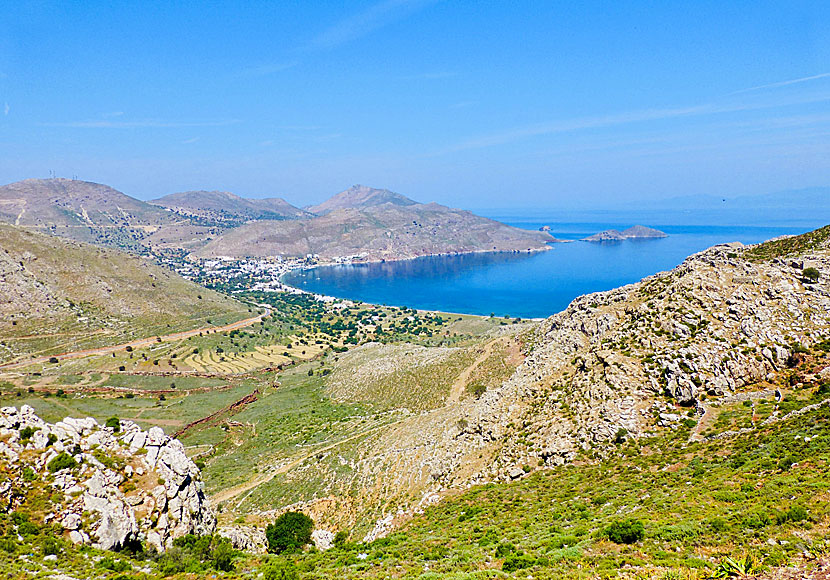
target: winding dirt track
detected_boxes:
[0,310,269,370]
[212,423,392,506]
[447,336,510,403]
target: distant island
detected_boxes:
[582,224,668,242]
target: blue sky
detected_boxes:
[0,1,828,208]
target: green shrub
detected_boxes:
[605,518,645,544]
[503,553,536,571]
[97,556,130,572]
[333,530,349,547]
[261,558,300,580]
[18,521,40,537]
[47,452,77,473]
[19,426,37,440]
[787,505,808,523]
[266,512,314,554]
[105,416,121,432]
[802,267,820,283]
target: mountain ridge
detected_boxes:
[151,190,311,223]
[305,184,418,215]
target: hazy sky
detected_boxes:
[1,1,828,208]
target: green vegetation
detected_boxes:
[803,266,820,283]
[266,512,314,554]
[46,452,77,472]
[744,224,830,261]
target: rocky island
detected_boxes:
[582,224,668,241]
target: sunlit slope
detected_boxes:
[0,223,249,363]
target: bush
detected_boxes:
[105,416,121,432]
[211,540,234,571]
[97,556,130,572]
[495,542,516,557]
[333,530,349,547]
[787,505,808,523]
[47,452,77,473]
[266,512,314,554]
[803,267,820,283]
[605,518,645,544]
[19,426,37,440]
[261,558,300,580]
[503,553,536,571]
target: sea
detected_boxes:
[281,209,828,319]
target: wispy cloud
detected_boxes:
[102,111,124,118]
[439,92,830,154]
[3,102,8,116]
[239,62,297,78]
[730,72,830,95]
[303,0,435,52]
[41,118,240,129]
[182,137,200,144]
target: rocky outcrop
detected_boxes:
[217,525,267,553]
[0,406,214,551]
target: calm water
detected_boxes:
[282,216,822,318]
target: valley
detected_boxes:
[1,221,829,579]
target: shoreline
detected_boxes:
[274,246,554,320]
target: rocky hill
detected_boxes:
[195,200,557,260]
[0,223,248,364]
[0,179,178,251]
[583,224,667,241]
[0,405,213,551]
[306,185,417,215]
[232,226,829,535]
[151,190,311,225]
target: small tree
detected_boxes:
[803,267,820,283]
[105,416,121,432]
[265,512,313,554]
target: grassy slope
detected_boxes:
[2,392,826,580]
[0,224,249,363]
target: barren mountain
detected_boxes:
[0,178,174,228]
[152,190,310,225]
[194,201,557,260]
[305,184,418,215]
[0,178,185,252]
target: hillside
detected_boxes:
[306,184,417,215]
[195,201,557,260]
[193,226,829,537]
[151,190,311,225]
[0,178,179,251]
[0,223,249,364]
[0,227,828,578]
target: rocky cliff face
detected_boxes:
[452,239,830,476]
[0,406,214,551]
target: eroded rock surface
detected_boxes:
[0,406,214,551]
